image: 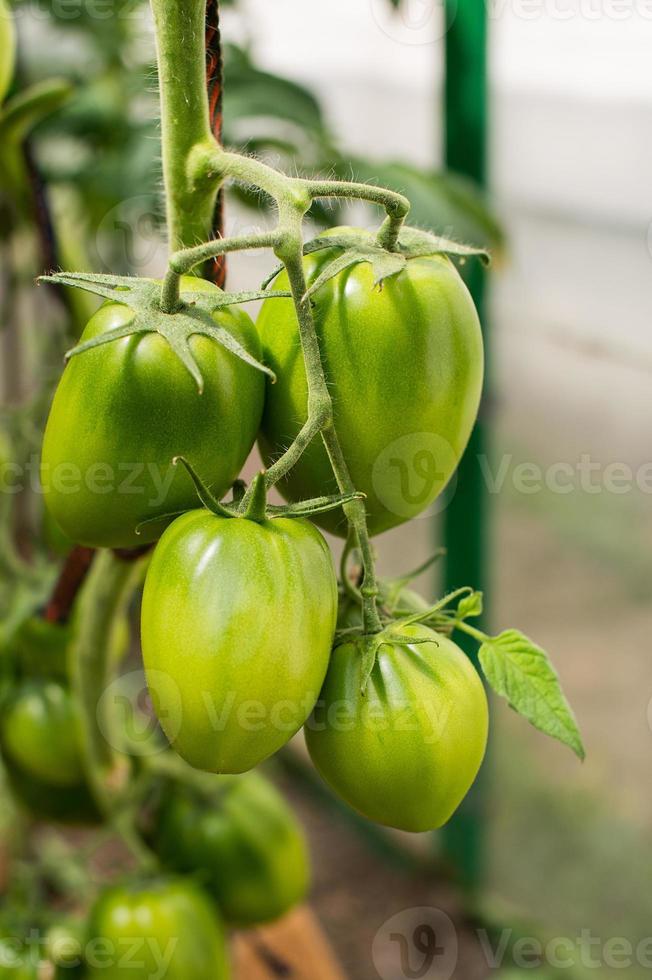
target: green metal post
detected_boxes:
[440,0,490,893]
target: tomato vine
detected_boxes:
[32,0,584,859]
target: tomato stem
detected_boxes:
[151,0,219,251]
[453,620,490,644]
[69,550,156,868]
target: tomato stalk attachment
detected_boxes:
[164,457,364,524]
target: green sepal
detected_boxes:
[39,272,285,393]
[262,226,490,298]
[134,511,188,536]
[241,472,268,522]
[267,490,364,519]
[243,471,364,523]
[172,457,234,519]
[353,624,435,696]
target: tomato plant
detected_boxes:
[0,0,585,950]
[151,771,309,925]
[41,278,265,549]
[305,624,489,832]
[257,231,484,537]
[141,485,338,773]
[86,879,229,980]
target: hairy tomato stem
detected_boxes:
[151,0,218,250]
[278,216,383,635]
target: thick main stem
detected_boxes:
[151,0,218,250]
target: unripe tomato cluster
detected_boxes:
[41,235,488,834]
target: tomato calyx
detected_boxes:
[135,458,364,532]
[348,623,436,696]
[338,585,488,694]
[261,225,490,300]
[39,271,285,393]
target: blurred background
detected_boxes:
[1,0,651,977]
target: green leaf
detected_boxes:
[223,44,332,150]
[456,591,483,621]
[0,78,73,142]
[268,491,364,519]
[172,457,233,520]
[479,630,585,760]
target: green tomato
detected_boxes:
[151,771,310,926]
[1,680,85,788]
[305,624,488,832]
[45,922,85,972]
[257,230,484,537]
[6,616,70,680]
[0,0,15,104]
[141,509,337,774]
[41,278,264,549]
[85,879,229,980]
[3,761,99,825]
